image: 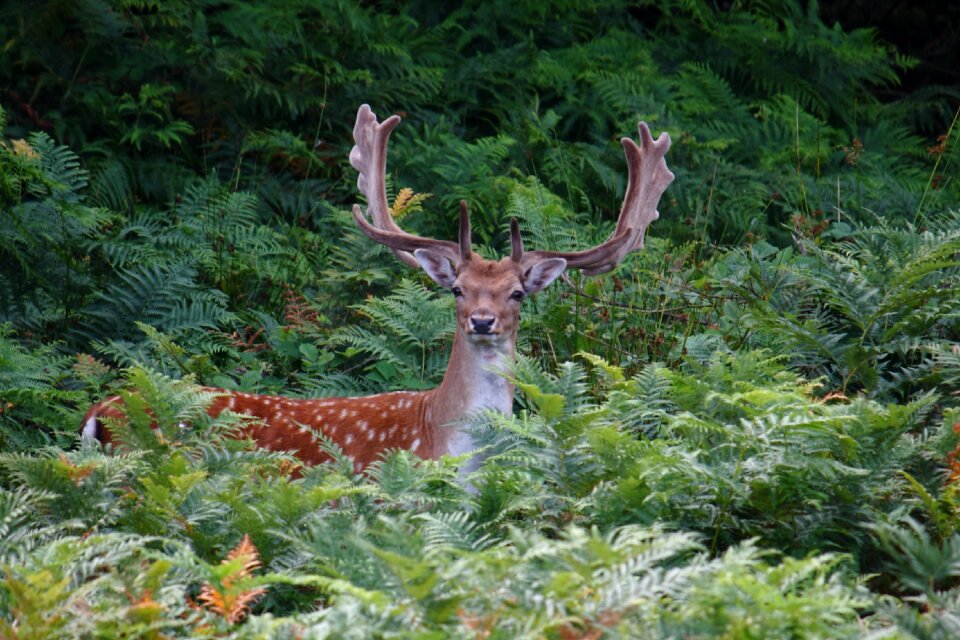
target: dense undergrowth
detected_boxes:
[1,0,959,637]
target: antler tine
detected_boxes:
[520,121,674,275]
[459,200,472,262]
[350,105,460,267]
[509,217,524,262]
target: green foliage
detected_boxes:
[0,132,112,333]
[1,0,959,636]
[327,279,454,392]
[0,325,93,450]
[718,213,960,396]
[468,351,934,561]
[0,358,948,636]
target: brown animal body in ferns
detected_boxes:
[81,105,674,473]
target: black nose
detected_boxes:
[470,316,495,334]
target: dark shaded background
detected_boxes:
[821,0,959,94]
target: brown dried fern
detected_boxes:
[282,287,320,330]
[72,353,112,379]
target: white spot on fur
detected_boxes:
[379,431,387,442]
[345,434,354,445]
[411,438,420,452]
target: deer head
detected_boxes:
[404,202,566,361]
[349,104,674,353]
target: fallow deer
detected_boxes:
[81,104,674,473]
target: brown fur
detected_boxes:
[81,256,537,471]
[83,389,435,472]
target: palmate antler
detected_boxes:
[511,123,674,275]
[350,104,674,274]
[350,105,462,268]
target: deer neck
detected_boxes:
[426,329,515,459]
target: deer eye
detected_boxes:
[510,290,525,301]
[451,286,463,298]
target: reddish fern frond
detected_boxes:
[57,453,96,485]
[73,353,112,379]
[197,534,267,625]
[283,287,320,330]
[226,327,270,353]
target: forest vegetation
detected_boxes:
[1,0,959,637]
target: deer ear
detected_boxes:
[523,258,567,293]
[413,249,458,288]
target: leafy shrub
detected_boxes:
[1,1,959,636]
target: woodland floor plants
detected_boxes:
[2,1,960,637]
[0,357,949,637]
[713,212,960,398]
